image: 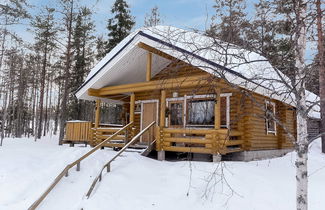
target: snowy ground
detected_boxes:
[0,136,324,210]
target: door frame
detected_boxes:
[136,99,159,141]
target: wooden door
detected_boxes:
[141,102,157,142]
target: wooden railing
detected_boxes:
[157,128,243,155]
[85,121,156,198]
[64,121,92,143]
[28,122,133,210]
[216,129,243,154]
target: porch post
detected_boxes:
[215,89,221,129]
[95,99,101,128]
[160,90,166,127]
[129,93,135,123]
[146,52,152,82]
[158,90,166,161]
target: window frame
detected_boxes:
[265,100,277,135]
[166,93,232,128]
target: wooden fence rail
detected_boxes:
[28,122,133,210]
[85,121,156,198]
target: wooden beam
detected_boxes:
[129,93,135,123]
[146,52,152,82]
[160,90,166,127]
[215,89,221,129]
[88,88,100,97]
[95,99,101,128]
[93,75,213,96]
[138,42,176,61]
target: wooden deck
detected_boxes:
[64,121,243,155]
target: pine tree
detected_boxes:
[31,7,58,139]
[69,6,95,120]
[207,0,250,47]
[144,6,162,27]
[58,0,76,144]
[97,0,135,59]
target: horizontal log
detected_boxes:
[90,75,217,96]
[95,135,126,140]
[224,140,244,146]
[163,128,214,135]
[163,146,212,154]
[164,137,212,144]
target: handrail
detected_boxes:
[85,121,156,198]
[28,122,133,210]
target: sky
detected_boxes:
[13,0,316,60]
[23,0,218,36]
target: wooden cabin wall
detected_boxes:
[241,93,296,151]
[122,62,296,151]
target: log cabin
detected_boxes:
[64,26,320,161]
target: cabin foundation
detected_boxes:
[158,150,165,161]
[223,148,293,162]
[212,154,222,162]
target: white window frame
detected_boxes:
[166,93,232,128]
[265,100,277,135]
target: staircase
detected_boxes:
[28,121,156,210]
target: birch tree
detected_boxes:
[293,1,308,209]
[315,0,325,153]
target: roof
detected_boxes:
[76,25,320,119]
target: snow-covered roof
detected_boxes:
[76,25,320,119]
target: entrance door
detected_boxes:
[141,102,157,142]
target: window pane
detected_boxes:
[170,103,183,126]
[187,99,215,125]
[266,102,276,132]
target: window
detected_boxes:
[266,101,276,134]
[187,99,215,126]
[166,94,231,128]
[169,102,183,126]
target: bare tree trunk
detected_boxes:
[0,91,8,146]
[316,0,325,153]
[59,0,74,144]
[43,70,50,136]
[37,45,48,139]
[294,1,308,210]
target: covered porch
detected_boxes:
[64,51,244,160]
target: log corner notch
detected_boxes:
[214,88,221,129]
[88,88,100,97]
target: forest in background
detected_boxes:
[0,0,323,143]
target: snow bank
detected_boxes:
[0,137,324,210]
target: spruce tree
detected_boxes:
[97,0,135,59]
[69,6,95,120]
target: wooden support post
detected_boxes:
[76,162,80,171]
[160,90,166,127]
[95,99,101,128]
[129,93,135,123]
[107,164,110,172]
[146,52,152,82]
[215,89,221,129]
